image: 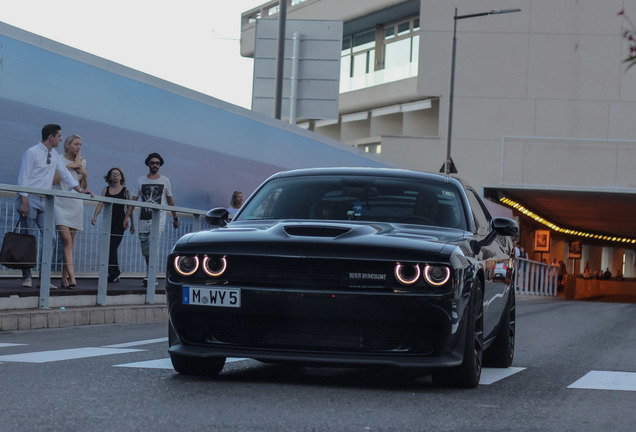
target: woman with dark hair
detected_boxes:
[91,167,135,283]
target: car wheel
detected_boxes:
[432,279,484,388]
[484,288,515,368]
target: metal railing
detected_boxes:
[0,184,209,308]
[514,258,559,296]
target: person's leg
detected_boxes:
[68,228,77,285]
[57,225,77,286]
[108,232,123,281]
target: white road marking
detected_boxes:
[0,347,143,363]
[0,343,26,348]
[114,358,173,369]
[114,357,248,369]
[479,367,526,385]
[103,337,168,348]
[568,371,636,392]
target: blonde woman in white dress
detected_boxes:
[53,134,88,289]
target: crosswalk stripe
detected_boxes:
[103,337,168,348]
[479,367,526,385]
[0,347,143,363]
[0,343,26,348]
[114,357,248,369]
[568,371,636,392]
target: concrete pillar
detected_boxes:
[601,247,613,275]
[624,250,635,278]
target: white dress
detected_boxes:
[53,157,86,230]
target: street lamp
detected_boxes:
[444,8,521,175]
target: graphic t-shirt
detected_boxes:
[133,175,173,233]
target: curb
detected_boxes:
[0,304,168,331]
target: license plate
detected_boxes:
[182,286,241,308]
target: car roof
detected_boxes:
[268,167,465,187]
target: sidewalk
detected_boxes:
[0,276,168,331]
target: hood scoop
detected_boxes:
[284,225,352,238]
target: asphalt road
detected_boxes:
[1,296,635,432]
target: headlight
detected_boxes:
[423,265,451,286]
[394,262,421,285]
[173,255,199,276]
[203,255,227,277]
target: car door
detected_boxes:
[465,188,510,339]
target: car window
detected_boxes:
[237,175,467,230]
[466,189,491,235]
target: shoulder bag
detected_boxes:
[0,219,37,269]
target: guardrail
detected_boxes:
[0,184,210,308]
[515,258,559,296]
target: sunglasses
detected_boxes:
[149,161,161,166]
[46,152,51,164]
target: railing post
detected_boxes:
[146,209,161,304]
[38,195,55,309]
[193,214,202,232]
[96,203,113,306]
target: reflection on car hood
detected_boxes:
[174,220,467,261]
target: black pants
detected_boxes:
[108,231,124,281]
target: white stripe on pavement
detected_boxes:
[0,347,143,363]
[114,357,248,369]
[103,337,168,348]
[0,343,26,348]
[479,367,526,385]
[568,371,636,392]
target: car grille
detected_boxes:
[224,256,393,291]
[174,313,438,354]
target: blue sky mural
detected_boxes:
[0,23,395,211]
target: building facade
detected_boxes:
[241,0,636,277]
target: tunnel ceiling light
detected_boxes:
[499,196,636,245]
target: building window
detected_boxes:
[341,29,376,90]
[358,143,382,154]
[383,17,419,71]
[341,15,419,93]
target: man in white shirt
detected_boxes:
[16,124,93,288]
[123,152,179,286]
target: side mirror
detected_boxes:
[491,217,519,237]
[471,217,519,254]
[206,207,229,228]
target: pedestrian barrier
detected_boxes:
[514,258,558,296]
[0,185,209,308]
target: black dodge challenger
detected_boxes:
[166,167,518,388]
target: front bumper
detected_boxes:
[167,283,468,368]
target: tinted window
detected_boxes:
[466,189,491,235]
[237,175,467,230]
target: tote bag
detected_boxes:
[0,220,37,269]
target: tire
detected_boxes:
[170,353,226,377]
[484,288,515,368]
[432,279,484,388]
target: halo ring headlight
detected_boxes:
[203,255,227,277]
[394,262,421,285]
[424,265,451,286]
[173,255,199,276]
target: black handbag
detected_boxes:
[0,220,37,269]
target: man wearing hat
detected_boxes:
[124,152,178,286]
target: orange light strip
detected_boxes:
[499,197,636,245]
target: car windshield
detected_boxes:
[237,175,467,230]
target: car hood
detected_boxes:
[173,220,468,262]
